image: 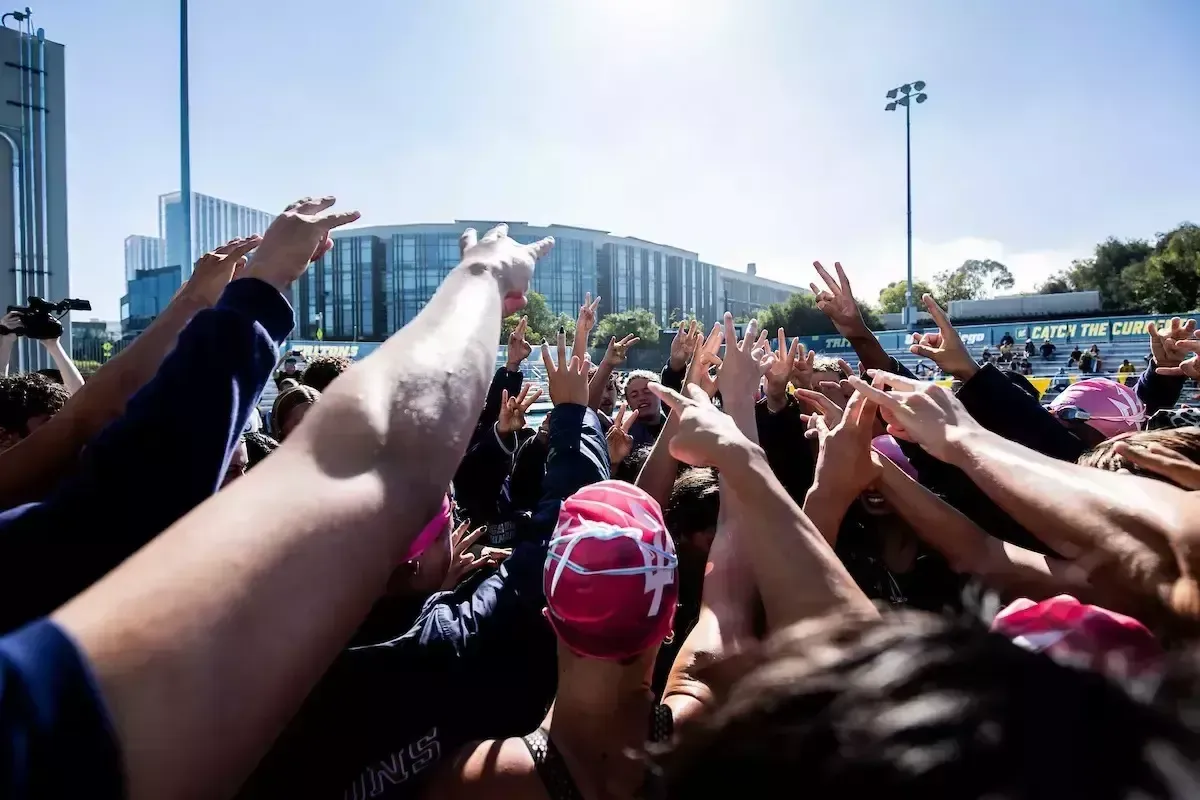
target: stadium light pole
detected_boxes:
[885,81,928,331]
[180,0,192,275]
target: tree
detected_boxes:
[877,279,935,313]
[933,259,1015,303]
[1035,276,1072,294]
[592,309,661,347]
[755,292,883,336]
[1120,224,1200,313]
[501,291,557,345]
[1044,237,1153,311]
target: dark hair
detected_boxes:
[271,384,320,440]
[650,611,1200,798]
[242,431,280,469]
[665,467,720,540]
[614,444,653,484]
[300,354,352,392]
[34,367,63,384]
[0,372,68,436]
[1079,427,1200,488]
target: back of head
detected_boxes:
[300,354,352,392]
[1050,378,1145,439]
[651,611,1200,798]
[545,480,678,662]
[271,384,321,439]
[1079,427,1200,488]
[242,431,281,469]
[0,372,69,442]
[665,467,720,542]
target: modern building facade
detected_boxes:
[122,192,273,336]
[0,20,70,371]
[716,262,799,320]
[292,221,805,342]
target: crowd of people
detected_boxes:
[2,200,1200,799]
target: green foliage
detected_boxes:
[877,279,935,313]
[593,308,661,347]
[755,293,882,335]
[501,291,557,345]
[933,259,1015,303]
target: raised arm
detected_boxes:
[39,336,85,395]
[51,213,554,800]
[0,237,261,507]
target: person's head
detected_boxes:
[300,354,351,392]
[544,480,678,675]
[588,365,619,416]
[1079,427,1200,488]
[386,494,457,598]
[0,373,68,452]
[624,370,662,423]
[283,356,299,375]
[220,438,249,489]
[858,435,917,517]
[242,431,280,469]
[35,367,63,384]
[613,443,653,484]
[665,467,720,559]
[1049,378,1145,447]
[649,610,1200,798]
[271,384,321,440]
[812,356,847,379]
[1123,359,1133,367]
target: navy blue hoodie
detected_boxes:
[237,403,609,800]
[0,277,293,634]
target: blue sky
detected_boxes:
[42,0,1200,320]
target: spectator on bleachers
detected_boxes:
[999,331,1015,353]
[1051,366,1071,392]
[1069,345,1083,367]
[1024,338,1035,357]
[1040,338,1057,360]
[1020,358,1034,376]
[914,361,931,378]
[1119,359,1137,381]
[1079,348,1094,374]
[981,346,992,363]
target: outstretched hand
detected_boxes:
[909,294,979,381]
[541,328,589,407]
[846,370,984,463]
[1147,317,1198,369]
[177,236,262,308]
[810,261,866,336]
[247,197,360,293]
[648,382,751,468]
[459,223,554,316]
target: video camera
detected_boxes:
[0,296,92,340]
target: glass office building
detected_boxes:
[122,193,273,337]
[292,221,805,342]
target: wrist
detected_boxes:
[764,387,788,413]
[505,360,521,372]
[668,356,686,372]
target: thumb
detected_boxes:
[648,381,686,411]
[910,343,940,359]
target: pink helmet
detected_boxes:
[1049,378,1145,439]
[871,435,918,480]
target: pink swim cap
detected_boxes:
[404,494,452,562]
[544,481,678,661]
[871,435,918,480]
[992,595,1162,690]
[1049,378,1145,439]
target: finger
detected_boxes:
[293,195,336,215]
[648,381,686,412]
[846,375,903,410]
[813,261,839,292]
[743,319,760,351]
[621,403,637,432]
[523,388,544,410]
[213,236,248,255]
[683,383,711,404]
[910,344,940,360]
[225,236,262,262]
[515,315,528,337]
[461,525,489,551]
[922,293,954,334]
[809,282,822,297]
[557,328,567,369]
[722,312,736,353]
[705,322,724,354]
[793,387,839,416]
[786,337,800,365]
[620,335,640,348]
[590,295,601,313]
[526,236,555,259]
[540,341,554,372]
[1156,366,1186,376]
[501,388,510,407]
[1185,319,1197,336]
[450,519,472,551]
[230,257,249,281]
[315,209,362,231]
[864,369,921,392]
[515,383,530,404]
[284,197,313,212]
[459,228,478,255]
[582,291,592,311]
[482,223,509,242]
[1169,339,1200,354]
[833,261,853,295]
[615,401,627,427]
[688,320,699,339]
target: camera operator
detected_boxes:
[0,306,85,394]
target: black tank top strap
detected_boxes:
[521,728,585,800]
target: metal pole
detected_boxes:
[180,0,192,276]
[904,99,914,331]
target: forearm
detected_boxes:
[845,325,892,374]
[0,294,207,508]
[42,338,85,394]
[720,442,875,630]
[947,426,1184,558]
[0,336,13,376]
[801,480,851,547]
[51,266,503,800]
[587,360,614,411]
[635,412,681,509]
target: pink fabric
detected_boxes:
[1049,378,1145,438]
[991,595,1162,688]
[872,435,918,480]
[404,495,452,562]
[544,480,678,661]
